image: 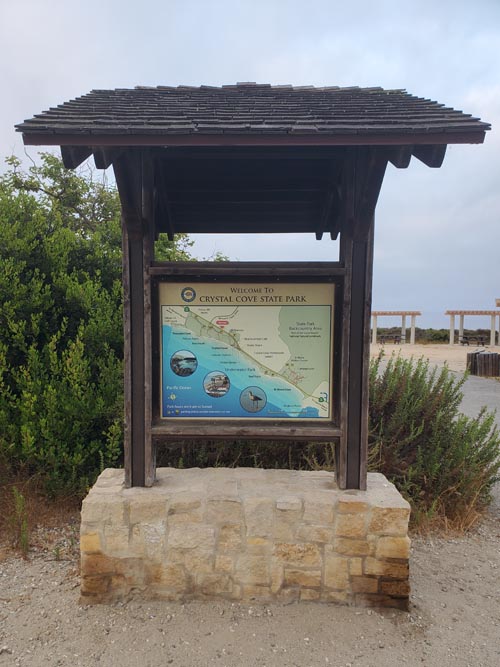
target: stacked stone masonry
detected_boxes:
[81,468,410,609]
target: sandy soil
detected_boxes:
[1,344,499,667]
[370,342,499,374]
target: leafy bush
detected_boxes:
[0,156,125,495]
[369,353,500,529]
[0,154,193,496]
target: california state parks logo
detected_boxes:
[181,287,196,303]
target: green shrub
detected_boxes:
[369,353,500,528]
[0,154,193,496]
[0,156,125,495]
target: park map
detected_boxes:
[160,283,334,420]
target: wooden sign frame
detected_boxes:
[150,263,344,443]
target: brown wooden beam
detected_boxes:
[142,152,155,487]
[149,260,345,277]
[316,162,342,240]
[338,219,373,490]
[355,148,388,237]
[114,151,155,487]
[113,152,143,224]
[25,131,487,148]
[93,147,122,169]
[168,187,323,203]
[60,145,92,169]
[337,149,380,490]
[387,145,413,169]
[413,144,447,168]
[151,423,341,441]
[153,147,346,160]
[156,162,176,240]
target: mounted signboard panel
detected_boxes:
[158,281,334,422]
[151,266,343,443]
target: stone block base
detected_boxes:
[80,468,410,609]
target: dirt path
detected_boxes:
[1,344,499,666]
[1,508,499,667]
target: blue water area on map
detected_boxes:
[162,325,322,419]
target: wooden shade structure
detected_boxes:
[371,311,422,344]
[446,310,500,346]
[17,83,490,490]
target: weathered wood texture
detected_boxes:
[142,153,155,487]
[151,423,342,441]
[337,148,386,490]
[467,351,500,377]
[121,220,132,488]
[149,261,344,277]
[114,151,155,487]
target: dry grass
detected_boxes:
[0,468,81,560]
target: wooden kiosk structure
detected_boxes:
[18,85,489,606]
[18,84,489,493]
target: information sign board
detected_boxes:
[159,282,334,421]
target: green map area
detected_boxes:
[162,304,332,415]
[278,306,332,395]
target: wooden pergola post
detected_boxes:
[401,314,407,344]
[490,315,496,347]
[410,314,416,344]
[459,314,465,344]
[449,314,455,344]
[372,314,378,345]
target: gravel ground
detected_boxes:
[1,345,499,667]
[0,508,499,667]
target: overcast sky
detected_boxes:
[2,0,499,328]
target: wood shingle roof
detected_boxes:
[17,83,490,145]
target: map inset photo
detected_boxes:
[240,386,267,413]
[203,371,230,398]
[170,350,198,377]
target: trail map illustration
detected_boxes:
[159,283,334,420]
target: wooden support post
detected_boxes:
[142,154,155,487]
[372,314,378,345]
[410,314,416,345]
[340,220,373,491]
[338,147,386,491]
[114,151,155,487]
[490,314,496,347]
[401,314,407,344]
[459,314,464,344]
[449,314,455,345]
